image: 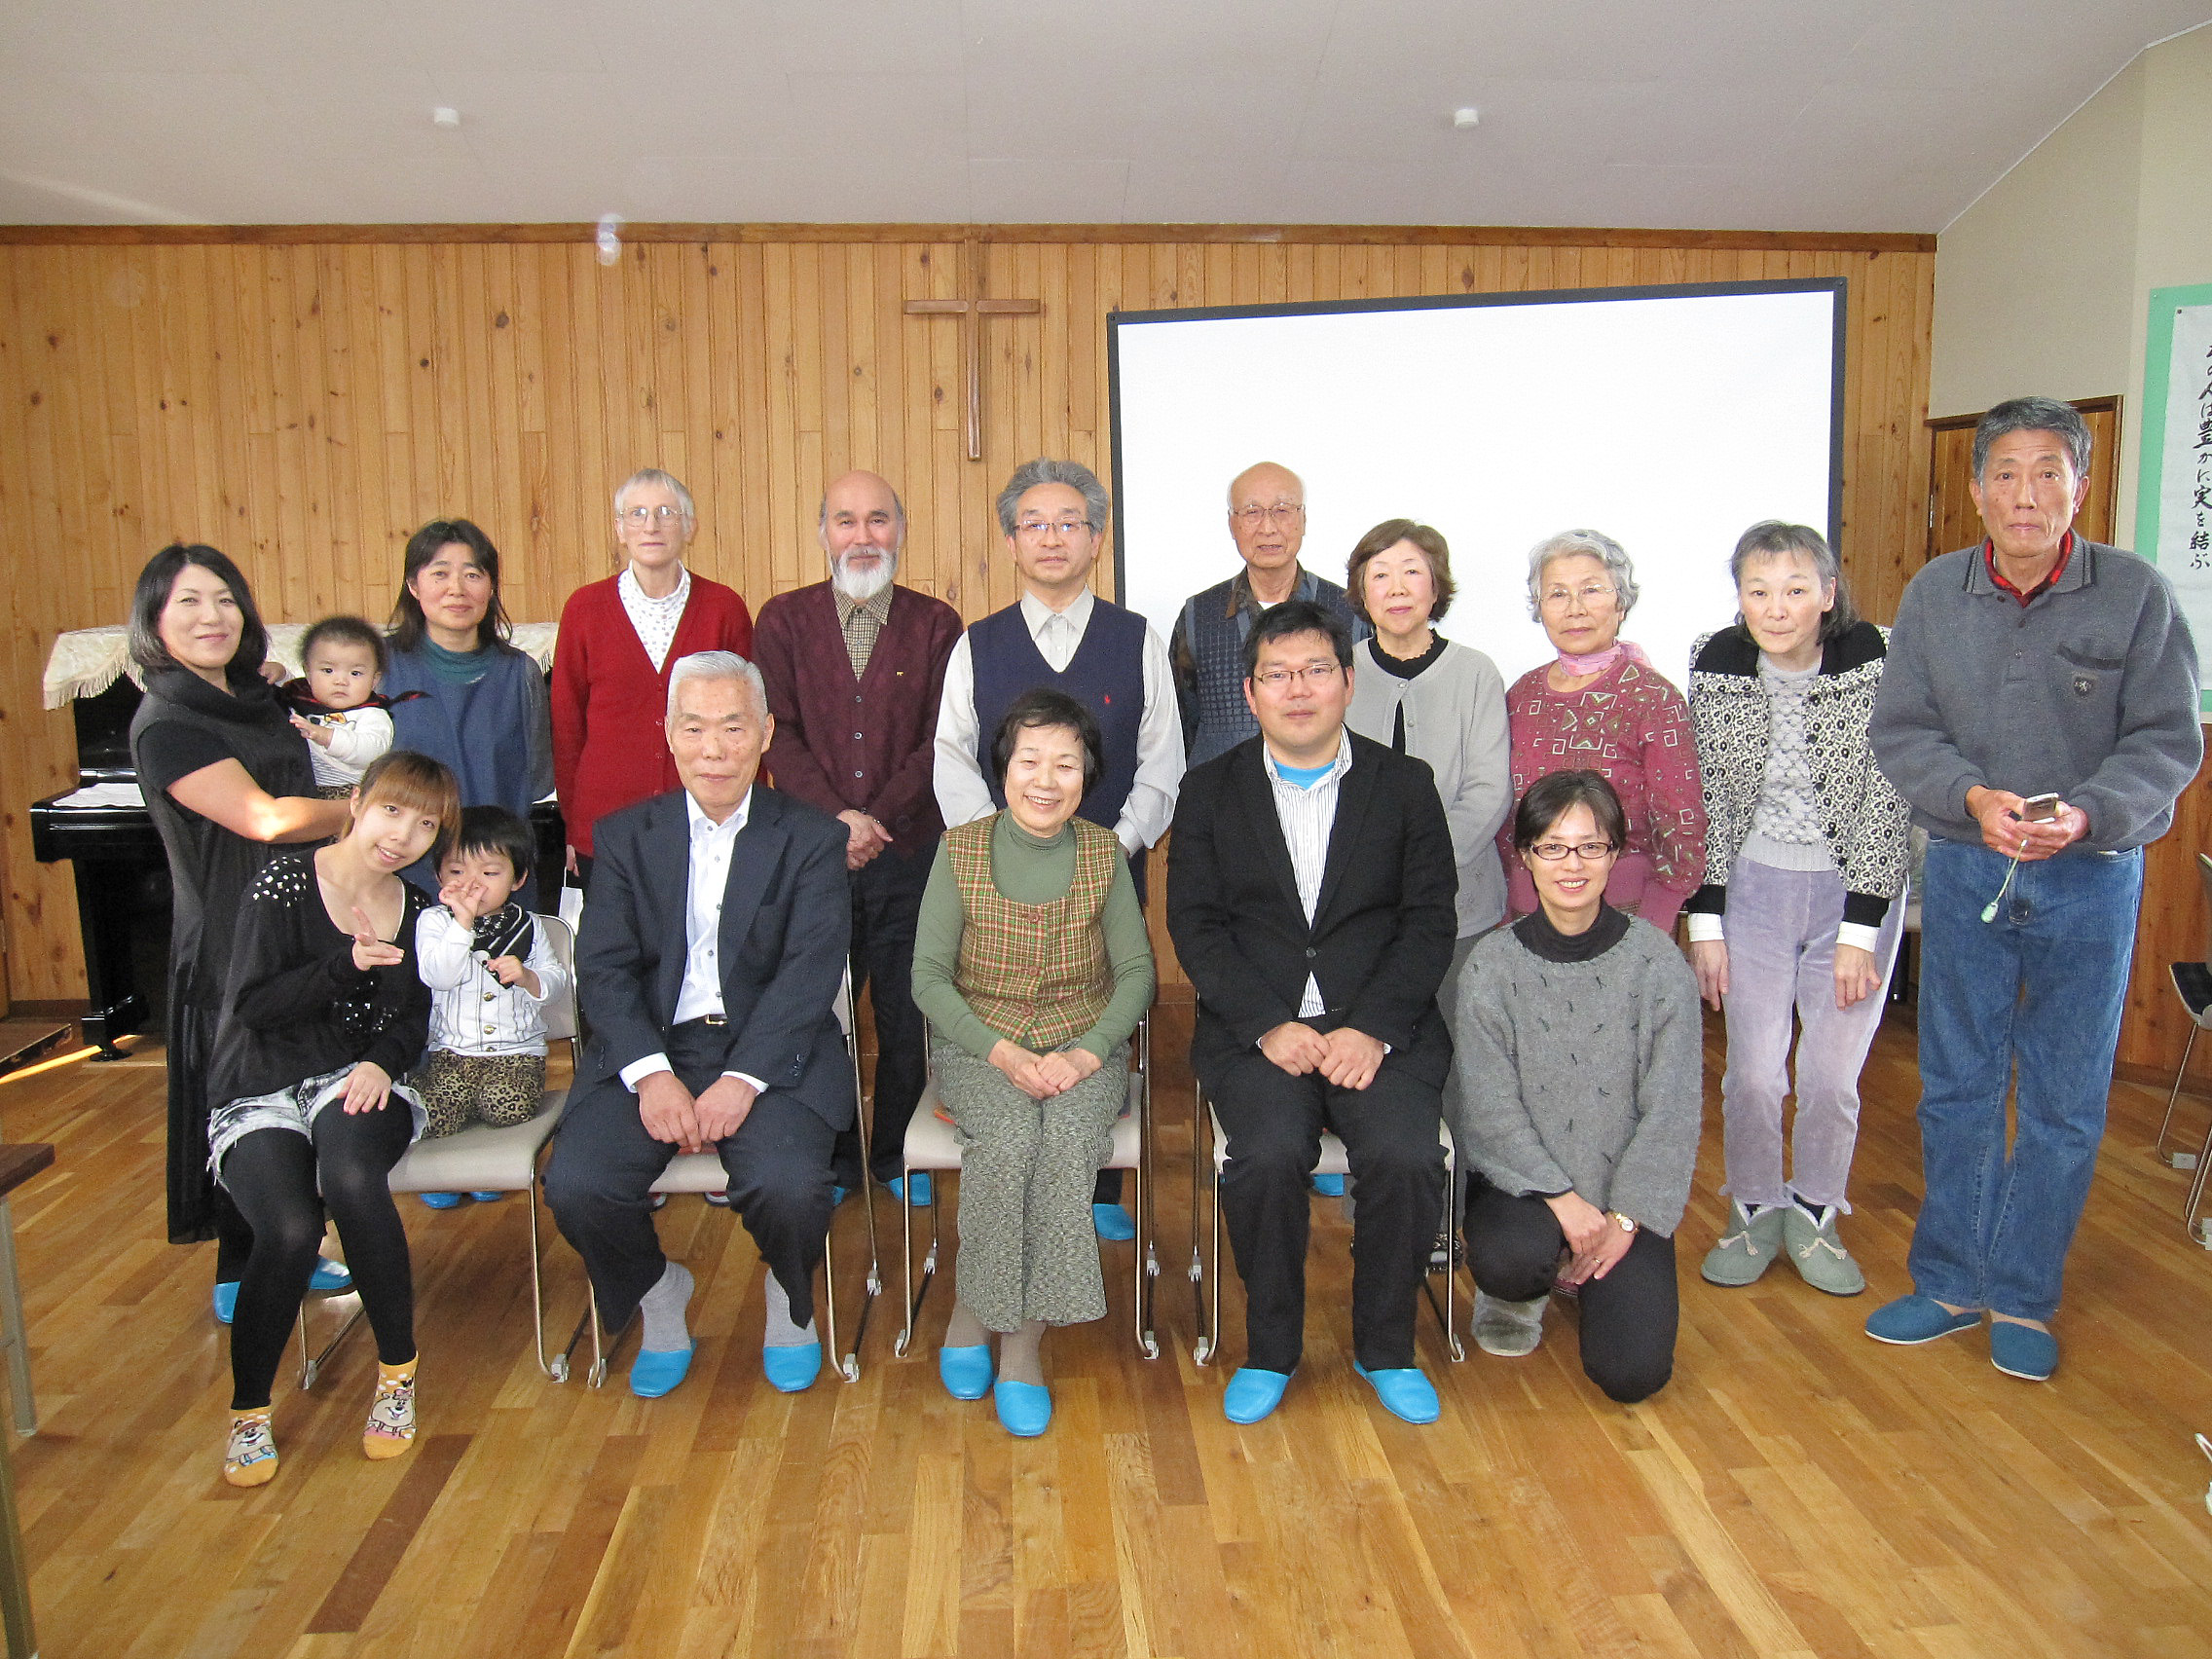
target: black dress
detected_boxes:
[129,667,317,1244]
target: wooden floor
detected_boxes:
[4,1002,2211,1659]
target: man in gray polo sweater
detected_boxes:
[1866,396,2200,1382]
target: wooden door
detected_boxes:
[1925,396,2122,561]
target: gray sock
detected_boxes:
[944,1301,991,1348]
[998,1319,1048,1386]
[763,1270,818,1348]
[639,1262,692,1353]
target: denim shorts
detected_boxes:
[208,1065,425,1183]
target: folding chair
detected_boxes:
[1188,1084,1464,1368]
[2152,853,2212,1246]
[296,914,581,1388]
[894,1017,1158,1360]
[563,971,881,1386]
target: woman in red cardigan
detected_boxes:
[552,468,755,881]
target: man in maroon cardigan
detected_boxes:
[754,469,963,1201]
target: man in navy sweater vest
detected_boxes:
[933,457,1186,1237]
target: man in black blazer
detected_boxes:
[1167,600,1456,1426]
[546,650,855,1399]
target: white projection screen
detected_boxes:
[1107,280,1844,693]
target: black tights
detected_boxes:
[212,1190,255,1285]
[221,1103,417,1411]
[1463,1179,1678,1404]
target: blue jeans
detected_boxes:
[1907,836,2142,1320]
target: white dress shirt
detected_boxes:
[1262,737,1354,1019]
[617,565,692,672]
[618,788,766,1094]
[932,588,1185,855]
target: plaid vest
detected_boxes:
[1178,569,1369,765]
[945,814,1119,1050]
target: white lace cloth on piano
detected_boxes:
[43,623,564,710]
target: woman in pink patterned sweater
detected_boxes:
[1499,530,1707,933]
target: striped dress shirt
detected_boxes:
[1261,737,1354,1018]
[417,906,568,1056]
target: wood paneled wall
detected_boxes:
[0,226,1936,1005]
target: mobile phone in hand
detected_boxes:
[2019,792,2060,821]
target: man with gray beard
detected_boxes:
[754,470,965,1199]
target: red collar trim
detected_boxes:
[1983,532,2074,605]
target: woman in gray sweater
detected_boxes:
[1344,520,1511,1197]
[1454,769,1703,1402]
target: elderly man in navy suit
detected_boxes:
[546,650,854,1398]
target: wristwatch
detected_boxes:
[1608,1211,1638,1234]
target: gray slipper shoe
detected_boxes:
[1782,1202,1865,1296]
[1471,1290,1548,1357]
[1701,1199,1786,1286]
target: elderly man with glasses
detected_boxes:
[933,457,1185,1239]
[552,467,756,890]
[1170,462,1370,769]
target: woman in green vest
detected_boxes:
[910,687,1155,1437]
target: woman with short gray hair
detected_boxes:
[1498,529,1706,932]
[1686,521,1910,1296]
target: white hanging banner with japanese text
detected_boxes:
[2137,284,2212,719]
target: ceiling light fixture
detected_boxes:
[431,106,461,129]
[1452,107,1480,129]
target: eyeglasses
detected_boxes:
[1540,581,1615,608]
[1014,518,1091,539]
[1527,840,1617,862]
[619,504,685,525]
[1233,503,1305,526]
[1252,662,1343,688]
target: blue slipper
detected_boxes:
[763,1341,823,1393]
[310,1257,352,1291]
[940,1343,994,1400]
[1092,1202,1136,1241]
[993,1379,1051,1437]
[1989,1320,2058,1382]
[1864,1293,1981,1346]
[468,1191,505,1203]
[1311,1173,1346,1198]
[418,1192,463,1209]
[629,1343,694,1398]
[221,1258,351,1320]
[1223,1367,1293,1423]
[1353,1362,1440,1424]
[890,1172,933,1207]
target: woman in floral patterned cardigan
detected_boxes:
[1499,529,1707,934]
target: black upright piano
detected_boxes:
[31,678,568,1057]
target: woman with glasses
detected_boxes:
[550,468,754,887]
[1454,769,1702,1402]
[1499,530,1706,934]
[1685,522,1909,1296]
[383,518,557,907]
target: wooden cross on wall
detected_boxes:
[903,238,1040,462]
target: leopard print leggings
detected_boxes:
[413,1050,545,1140]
